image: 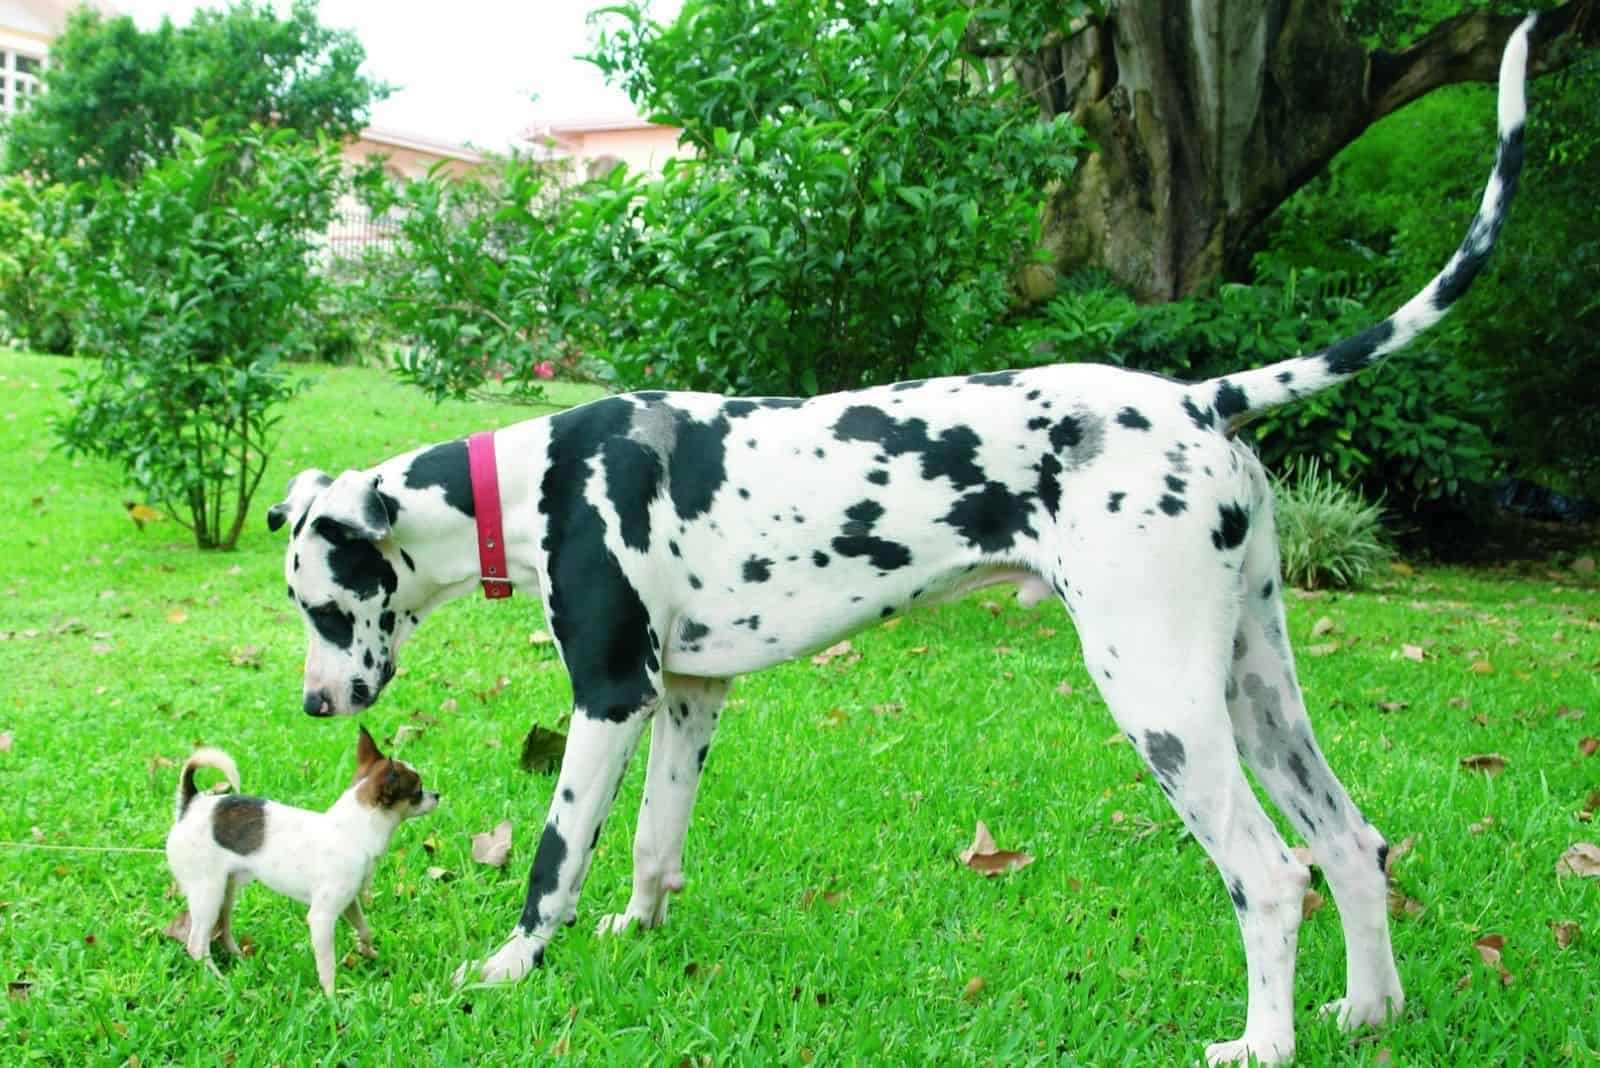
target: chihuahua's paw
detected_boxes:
[358,943,378,961]
[453,930,544,986]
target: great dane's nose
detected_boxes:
[303,690,333,717]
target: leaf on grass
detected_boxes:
[226,646,263,669]
[1467,659,1494,675]
[1310,616,1337,638]
[1555,706,1585,721]
[1459,753,1507,776]
[958,820,1034,877]
[979,600,1003,617]
[1384,834,1415,877]
[961,975,985,1001]
[1301,889,1326,922]
[1377,700,1409,714]
[1400,644,1426,662]
[529,630,553,645]
[1556,842,1600,878]
[1473,933,1513,986]
[161,910,195,943]
[7,981,31,1001]
[425,866,453,881]
[1579,737,1599,757]
[1468,817,1495,835]
[1387,885,1424,919]
[0,731,12,754]
[1550,920,1580,949]
[471,820,513,867]
[1055,681,1074,697]
[800,888,843,909]
[518,724,567,774]
[1306,641,1340,657]
[475,676,512,703]
[810,640,857,667]
[165,610,188,625]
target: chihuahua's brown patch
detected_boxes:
[356,760,422,810]
[211,795,267,854]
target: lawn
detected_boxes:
[1,347,1597,1066]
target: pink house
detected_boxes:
[523,116,688,179]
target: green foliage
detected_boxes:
[57,126,342,550]
[369,156,573,402]
[0,178,77,354]
[1,0,385,186]
[1271,459,1395,590]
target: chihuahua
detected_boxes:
[165,726,439,995]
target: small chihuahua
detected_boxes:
[165,726,438,995]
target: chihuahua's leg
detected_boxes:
[343,899,377,959]
[308,901,340,996]
[183,879,226,963]
[216,878,243,956]
[598,673,731,935]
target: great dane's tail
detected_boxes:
[1199,12,1537,430]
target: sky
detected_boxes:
[115,0,685,151]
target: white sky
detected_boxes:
[114,0,684,151]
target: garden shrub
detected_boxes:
[58,125,341,550]
[1271,458,1394,590]
[0,178,78,354]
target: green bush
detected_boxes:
[0,178,78,354]
[1271,459,1395,590]
[58,125,341,550]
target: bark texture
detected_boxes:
[999,0,1596,301]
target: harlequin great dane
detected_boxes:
[268,20,1536,1064]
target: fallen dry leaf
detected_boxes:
[1387,885,1424,919]
[1579,737,1599,757]
[7,980,31,1001]
[1556,842,1600,878]
[1310,616,1337,638]
[1550,920,1580,949]
[1293,845,1317,868]
[1306,641,1341,657]
[471,820,513,867]
[810,640,856,667]
[979,600,1003,617]
[958,820,1034,877]
[165,610,188,625]
[1302,889,1326,922]
[519,725,567,774]
[1473,933,1513,986]
[1400,644,1426,662]
[226,646,263,669]
[1467,659,1494,675]
[0,731,12,754]
[529,630,553,645]
[1054,681,1074,697]
[962,975,985,1001]
[1459,753,1507,776]
[425,866,453,881]
[800,888,843,909]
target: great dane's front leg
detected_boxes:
[598,674,731,936]
[459,705,652,985]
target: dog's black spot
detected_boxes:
[321,531,399,601]
[399,549,416,573]
[378,610,396,635]
[688,575,702,589]
[405,440,474,517]
[1036,454,1063,519]
[723,400,757,418]
[602,437,664,553]
[831,499,913,571]
[743,556,773,583]
[966,371,1018,387]
[812,551,829,568]
[1287,750,1314,795]
[541,399,659,723]
[1211,502,1250,551]
[1117,407,1152,430]
[1047,411,1105,469]
[1277,370,1295,384]
[890,379,926,392]
[307,602,355,651]
[1213,381,1248,421]
[519,822,570,931]
[668,412,731,522]
[1108,491,1125,513]
[1376,842,1390,880]
[759,397,805,410]
[1048,416,1082,452]
[1145,730,1186,788]
[867,469,889,486]
[1261,578,1275,599]
[1158,494,1187,517]
[696,745,709,771]
[941,481,1038,553]
[880,606,894,618]
[1228,877,1248,912]
[680,619,710,644]
[1165,476,1187,494]
[293,511,309,539]
[212,795,267,855]
[1182,396,1215,431]
[363,649,374,669]
[733,615,761,631]
[1027,416,1051,431]
[832,406,984,489]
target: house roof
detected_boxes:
[354,126,487,165]
[522,116,678,152]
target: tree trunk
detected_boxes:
[1006,0,1595,302]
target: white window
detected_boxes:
[2,49,45,117]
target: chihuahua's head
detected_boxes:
[352,726,439,820]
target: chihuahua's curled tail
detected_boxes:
[174,748,243,822]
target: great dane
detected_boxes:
[268,18,1536,1063]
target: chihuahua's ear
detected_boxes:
[356,725,383,776]
[311,470,394,543]
[267,469,331,533]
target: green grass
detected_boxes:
[1,348,1597,1066]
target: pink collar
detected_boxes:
[467,431,513,599]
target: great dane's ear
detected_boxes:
[313,470,393,543]
[267,469,332,533]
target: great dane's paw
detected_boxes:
[595,912,638,937]
[1319,992,1404,1032]
[452,931,544,987]
[1204,1035,1293,1066]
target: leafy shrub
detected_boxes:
[1270,459,1394,590]
[0,178,78,354]
[58,126,341,550]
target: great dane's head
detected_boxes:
[269,468,418,717]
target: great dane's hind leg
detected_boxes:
[1227,492,1403,1032]
[597,673,731,936]
[458,698,654,985]
[1071,547,1307,1066]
